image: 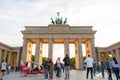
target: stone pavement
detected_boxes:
[3,70,116,80]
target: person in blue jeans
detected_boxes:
[105,58,112,80]
[101,62,105,78]
[111,57,120,80]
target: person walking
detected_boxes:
[56,57,61,77]
[1,60,7,77]
[49,59,53,80]
[93,59,97,77]
[6,64,11,74]
[43,58,50,80]
[101,62,105,78]
[111,57,120,80]
[84,55,94,80]
[63,54,70,79]
[105,58,112,80]
[98,60,101,73]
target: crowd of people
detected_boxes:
[43,54,70,80]
[84,54,120,80]
[0,54,120,80]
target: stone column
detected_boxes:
[85,41,89,57]
[4,50,7,60]
[0,48,2,64]
[21,38,28,61]
[116,48,120,66]
[75,38,83,69]
[106,51,109,59]
[16,51,20,67]
[35,39,42,65]
[48,38,53,60]
[90,38,96,60]
[98,51,101,61]
[64,38,70,57]
[8,51,11,64]
[78,38,83,69]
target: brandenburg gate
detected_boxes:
[21,14,96,69]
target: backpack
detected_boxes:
[65,57,70,65]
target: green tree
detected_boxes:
[83,56,86,61]
[70,57,75,68]
[42,57,47,63]
[31,55,35,61]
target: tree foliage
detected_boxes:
[83,56,86,61]
[70,57,75,68]
[31,55,35,61]
[42,57,47,63]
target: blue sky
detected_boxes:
[0,0,120,47]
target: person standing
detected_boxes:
[93,59,97,77]
[84,55,94,80]
[101,62,105,78]
[111,57,120,80]
[63,54,70,79]
[43,58,50,80]
[98,60,101,73]
[6,64,11,74]
[1,60,7,77]
[56,57,61,77]
[105,58,112,80]
[49,59,53,80]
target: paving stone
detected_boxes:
[3,70,116,80]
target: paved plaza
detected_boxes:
[3,70,116,80]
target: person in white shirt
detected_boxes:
[56,57,61,77]
[1,60,7,79]
[84,55,94,80]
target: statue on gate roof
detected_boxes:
[51,12,67,24]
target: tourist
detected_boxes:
[93,59,97,77]
[53,61,57,73]
[105,58,112,80]
[84,55,94,80]
[98,60,101,73]
[63,54,70,79]
[31,61,39,72]
[101,62,105,78]
[111,57,120,80]
[49,59,53,80]
[61,63,64,73]
[6,64,11,74]
[56,57,61,77]
[43,58,50,80]
[1,60,7,77]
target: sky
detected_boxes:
[0,0,120,61]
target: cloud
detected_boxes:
[0,0,120,47]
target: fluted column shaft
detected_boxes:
[35,39,42,65]
[22,38,28,61]
[48,38,53,60]
[64,38,70,57]
[78,38,83,69]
